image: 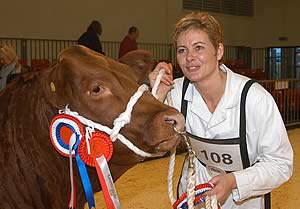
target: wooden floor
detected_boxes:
[87,128,300,209]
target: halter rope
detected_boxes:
[57,83,167,209]
[62,84,164,158]
[152,69,219,209]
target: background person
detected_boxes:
[118,26,139,58]
[149,12,293,209]
[0,44,24,91]
[78,20,105,55]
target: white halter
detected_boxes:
[61,84,164,158]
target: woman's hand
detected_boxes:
[149,62,174,101]
[205,173,237,205]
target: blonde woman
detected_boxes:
[149,12,293,209]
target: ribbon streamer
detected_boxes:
[95,156,120,209]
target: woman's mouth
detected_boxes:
[186,66,200,72]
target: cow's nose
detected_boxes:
[164,111,185,133]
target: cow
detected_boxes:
[118,49,155,85]
[0,45,185,209]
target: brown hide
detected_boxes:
[0,45,184,209]
[118,49,155,85]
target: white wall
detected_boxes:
[1,0,170,43]
[1,0,299,48]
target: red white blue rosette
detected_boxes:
[49,114,84,157]
[78,131,119,209]
[49,113,118,209]
[78,131,113,167]
[173,183,221,209]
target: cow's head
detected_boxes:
[44,45,185,168]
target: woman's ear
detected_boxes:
[216,43,224,61]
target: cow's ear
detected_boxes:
[118,50,155,84]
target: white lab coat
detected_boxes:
[169,65,293,209]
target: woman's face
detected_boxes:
[176,29,223,83]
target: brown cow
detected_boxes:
[118,49,155,85]
[0,45,185,209]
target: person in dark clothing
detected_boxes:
[78,20,105,55]
[118,26,139,58]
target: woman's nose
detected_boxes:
[186,50,196,62]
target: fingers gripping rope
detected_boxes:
[151,68,166,99]
[151,68,173,106]
[171,131,219,209]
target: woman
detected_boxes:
[149,12,293,209]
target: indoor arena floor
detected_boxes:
[87,128,300,209]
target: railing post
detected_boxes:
[21,38,27,61]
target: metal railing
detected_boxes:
[1,37,299,127]
[0,38,77,65]
[0,37,266,69]
[259,79,300,128]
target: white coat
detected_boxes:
[169,65,293,209]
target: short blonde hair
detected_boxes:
[174,12,224,53]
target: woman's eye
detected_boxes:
[195,45,204,51]
[177,48,186,54]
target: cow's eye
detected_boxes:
[87,84,106,97]
[88,85,103,96]
[92,86,101,93]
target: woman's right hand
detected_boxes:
[149,62,174,101]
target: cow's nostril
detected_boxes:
[164,112,185,133]
[174,114,185,132]
[165,118,175,125]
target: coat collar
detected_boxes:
[183,64,243,128]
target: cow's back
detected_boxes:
[0,72,87,209]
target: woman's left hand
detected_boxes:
[205,173,237,205]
